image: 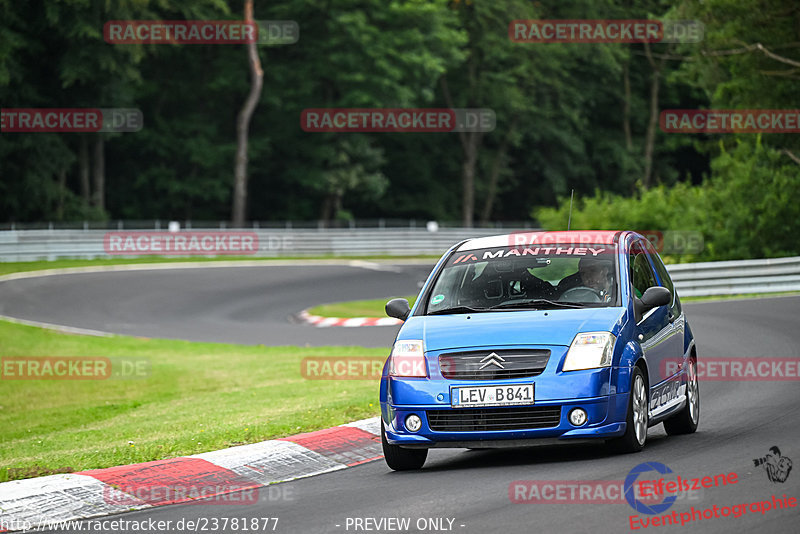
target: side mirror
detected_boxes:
[640,286,671,309]
[385,298,411,321]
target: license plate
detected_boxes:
[451,384,534,408]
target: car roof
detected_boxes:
[457,230,624,251]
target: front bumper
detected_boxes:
[382,393,629,447]
[380,345,631,448]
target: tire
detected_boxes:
[663,357,699,435]
[607,366,648,454]
[381,420,428,471]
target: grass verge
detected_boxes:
[307,292,800,318]
[0,256,438,278]
[308,296,417,319]
[0,320,383,482]
[680,291,800,302]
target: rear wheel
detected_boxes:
[607,366,648,454]
[663,357,699,435]
[381,420,428,471]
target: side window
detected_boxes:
[427,264,465,312]
[643,239,682,316]
[629,241,657,299]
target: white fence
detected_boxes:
[668,256,800,297]
[0,228,502,262]
[0,229,798,297]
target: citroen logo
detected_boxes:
[479,352,506,370]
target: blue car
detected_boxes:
[380,231,699,470]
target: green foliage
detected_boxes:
[534,0,800,262]
[535,138,800,261]
[1,0,797,264]
[704,138,800,259]
[0,319,382,480]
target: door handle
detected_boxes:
[668,312,676,324]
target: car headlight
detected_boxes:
[389,340,427,377]
[563,332,616,372]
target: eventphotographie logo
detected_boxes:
[753,446,793,484]
[625,462,679,515]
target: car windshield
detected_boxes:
[426,244,618,314]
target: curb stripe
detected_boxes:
[192,440,345,486]
[79,458,259,507]
[279,426,382,467]
[0,474,141,530]
[0,418,383,532]
[297,310,402,328]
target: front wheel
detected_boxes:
[663,357,699,435]
[381,420,428,471]
[607,366,648,454]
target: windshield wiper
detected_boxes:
[428,305,490,315]
[489,299,587,310]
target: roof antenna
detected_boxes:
[567,189,574,231]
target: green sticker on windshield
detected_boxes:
[431,294,445,305]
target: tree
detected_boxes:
[232,0,263,227]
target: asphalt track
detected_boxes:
[0,262,435,347]
[2,267,799,533]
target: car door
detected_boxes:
[642,238,685,376]
[629,239,674,389]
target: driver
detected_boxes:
[558,256,614,303]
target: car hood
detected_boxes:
[399,308,627,352]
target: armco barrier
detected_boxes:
[668,256,800,297]
[0,229,798,298]
[0,228,504,262]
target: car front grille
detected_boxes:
[427,406,562,432]
[439,349,550,380]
